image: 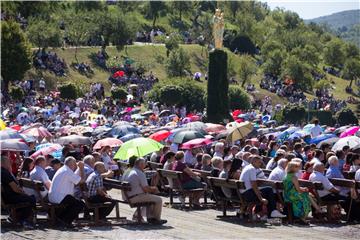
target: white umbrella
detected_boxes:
[56,135,92,145]
[331,136,360,151]
[0,139,30,151]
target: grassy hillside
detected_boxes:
[25,44,358,111]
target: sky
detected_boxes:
[259,0,360,19]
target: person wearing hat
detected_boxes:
[122,156,167,225]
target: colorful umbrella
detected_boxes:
[309,134,336,144]
[0,139,30,151]
[172,130,205,144]
[114,137,164,160]
[316,137,339,148]
[179,138,213,150]
[93,138,123,150]
[31,143,63,158]
[226,121,253,143]
[21,126,52,139]
[149,130,171,142]
[57,135,92,145]
[340,126,360,138]
[332,136,360,151]
[205,123,226,134]
[0,129,24,140]
[112,70,125,78]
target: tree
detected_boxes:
[336,108,358,125]
[108,12,138,51]
[291,45,320,68]
[262,49,286,76]
[281,55,313,90]
[159,85,183,106]
[165,34,180,57]
[148,1,166,27]
[342,58,360,87]
[170,1,191,21]
[59,83,80,100]
[64,11,92,62]
[228,86,251,110]
[344,42,360,59]
[165,47,191,77]
[323,38,345,68]
[1,20,31,92]
[237,54,257,87]
[27,18,62,49]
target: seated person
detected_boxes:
[45,158,63,180]
[48,157,86,228]
[326,156,344,179]
[30,156,52,200]
[266,149,285,170]
[172,151,205,208]
[200,154,212,171]
[122,157,167,225]
[86,162,115,219]
[210,157,223,177]
[1,156,36,228]
[268,158,288,181]
[239,155,286,219]
[219,160,233,198]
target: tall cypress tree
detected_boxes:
[207,49,230,123]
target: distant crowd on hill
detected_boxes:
[33,49,67,77]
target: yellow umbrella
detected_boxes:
[226,121,253,143]
[0,119,6,130]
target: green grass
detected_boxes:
[25,44,358,109]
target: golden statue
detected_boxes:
[213,9,224,49]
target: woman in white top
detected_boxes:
[100,146,118,171]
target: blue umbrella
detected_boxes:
[110,124,140,138]
[119,133,142,142]
[277,127,300,142]
[36,143,63,159]
[309,134,336,144]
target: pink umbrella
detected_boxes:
[93,138,123,150]
[21,126,52,139]
[31,144,63,158]
[340,126,360,138]
[179,138,213,150]
[205,123,226,134]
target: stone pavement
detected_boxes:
[2,189,360,240]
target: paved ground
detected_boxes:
[2,189,360,240]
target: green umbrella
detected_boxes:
[114,137,163,160]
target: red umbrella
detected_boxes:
[9,125,22,131]
[21,126,52,139]
[93,138,123,150]
[205,123,226,134]
[112,70,125,78]
[179,138,213,150]
[31,144,63,158]
[149,130,171,142]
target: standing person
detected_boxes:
[86,162,115,220]
[310,119,322,138]
[1,156,36,229]
[39,78,46,93]
[48,157,86,228]
[122,157,167,225]
[239,155,286,219]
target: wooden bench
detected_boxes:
[191,169,212,204]
[103,178,154,223]
[18,178,67,226]
[148,161,163,170]
[157,169,205,208]
[343,171,355,180]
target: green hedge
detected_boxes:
[10,86,24,101]
[308,110,334,126]
[59,83,82,100]
[111,87,128,101]
[207,49,230,123]
[228,86,251,110]
[336,108,358,125]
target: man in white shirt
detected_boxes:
[268,158,288,181]
[310,119,322,138]
[48,156,85,228]
[122,157,167,225]
[30,156,52,200]
[239,155,286,219]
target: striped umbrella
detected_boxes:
[21,126,52,139]
[31,143,63,158]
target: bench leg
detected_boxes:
[115,202,120,219]
[94,207,100,225]
[136,207,142,223]
[169,190,173,205]
[222,201,227,217]
[49,207,56,226]
[204,191,208,205]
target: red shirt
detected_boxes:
[301,171,311,180]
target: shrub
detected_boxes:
[228,86,251,110]
[308,110,334,126]
[165,34,180,57]
[111,87,128,101]
[59,83,80,100]
[336,108,358,125]
[147,79,205,111]
[165,47,191,77]
[282,104,306,124]
[10,86,24,101]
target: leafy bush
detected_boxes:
[165,34,180,56]
[336,108,358,125]
[10,86,24,101]
[147,79,205,111]
[165,47,191,77]
[282,104,306,124]
[59,83,80,100]
[314,79,331,90]
[228,86,251,110]
[308,110,334,126]
[111,87,128,101]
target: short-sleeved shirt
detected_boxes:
[309,171,334,197]
[311,125,322,138]
[172,160,192,184]
[1,167,21,203]
[30,165,51,199]
[86,171,103,197]
[239,164,257,193]
[48,165,81,203]
[268,166,286,181]
[122,167,148,198]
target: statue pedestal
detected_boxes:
[206,49,230,123]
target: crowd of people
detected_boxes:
[33,49,67,77]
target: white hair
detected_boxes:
[278,158,288,169]
[214,142,224,152]
[64,156,76,166]
[328,156,338,166]
[83,155,95,165]
[313,162,324,171]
